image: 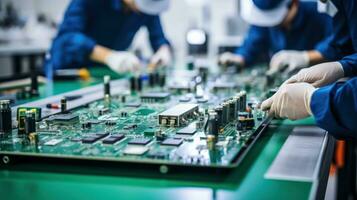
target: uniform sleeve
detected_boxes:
[50,0,96,69]
[145,16,170,52]
[311,77,357,138]
[339,53,357,77]
[235,26,270,66]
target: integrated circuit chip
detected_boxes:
[123,146,149,155]
[128,138,151,145]
[46,113,80,125]
[161,138,183,146]
[102,134,125,144]
[140,92,170,103]
[177,124,197,135]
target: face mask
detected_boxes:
[317,0,338,17]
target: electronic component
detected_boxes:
[61,98,67,113]
[46,103,60,109]
[25,110,36,135]
[17,107,41,121]
[123,146,149,155]
[159,104,199,127]
[212,82,236,92]
[102,134,125,144]
[214,105,223,129]
[104,75,111,97]
[228,99,237,121]
[17,109,26,135]
[130,75,143,93]
[0,100,12,134]
[44,139,63,146]
[30,72,39,97]
[125,102,141,108]
[128,138,151,145]
[207,112,219,137]
[140,92,170,103]
[46,113,79,125]
[176,124,197,135]
[161,138,183,146]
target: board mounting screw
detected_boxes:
[2,156,10,164]
[159,165,169,174]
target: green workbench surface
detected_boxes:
[0,67,330,200]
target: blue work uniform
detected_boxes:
[235,2,332,66]
[311,0,357,138]
[49,0,170,70]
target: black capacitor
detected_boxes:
[221,102,229,125]
[130,76,136,92]
[121,95,126,103]
[159,74,166,87]
[208,112,219,137]
[148,73,155,87]
[25,111,36,135]
[104,75,111,96]
[30,72,39,97]
[137,76,143,91]
[18,109,26,135]
[228,99,237,121]
[214,105,223,129]
[153,72,160,86]
[239,91,247,112]
[234,96,240,113]
[0,100,12,134]
[61,98,67,113]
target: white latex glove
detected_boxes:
[218,52,244,67]
[104,51,140,74]
[261,82,317,120]
[268,50,309,75]
[149,45,172,68]
[284,61,344,87]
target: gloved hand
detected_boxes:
[261,82,317,120]
[218,52,244,67]
[284,61,344,87]
[268,50,309,75]
[105,51,140,74]
[149,45,172,69]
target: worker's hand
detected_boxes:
[218,52,244,68]
[149,45,172,70]
[261,82,317,120]
[284,61,344,87]
[105,51,140,74]
[268,50,309,75]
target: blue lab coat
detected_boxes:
[49,0,170,69]
[311,0,357,137]
[235,2,332,66]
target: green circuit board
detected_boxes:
[0,67,278,172]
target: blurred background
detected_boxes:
[0,0,248,79]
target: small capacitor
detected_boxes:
[214,105,223,129]
[148,73,155,87]
[104,75,111,97]
[25,110,36,135]
[159,74,166,88]
[228,99,237,121]
[130,76,136,92]
[239,91,247,112]
[0,100,12,134]
[222,102,229,125]
[207,112,219,137]
[61,98,67,113]
[18,109,26,135]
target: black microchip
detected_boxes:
[95,133,109,139]
[161,138,183,146]
[82,136,100,144]
[128,138,151,145]
[125,102,142,107]
[102,134,125,144]
[140,92,170,102]
[177,126,197,135]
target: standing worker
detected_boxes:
[48,0,172,74]
[261,0,357,137]
[219,0,332,75]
